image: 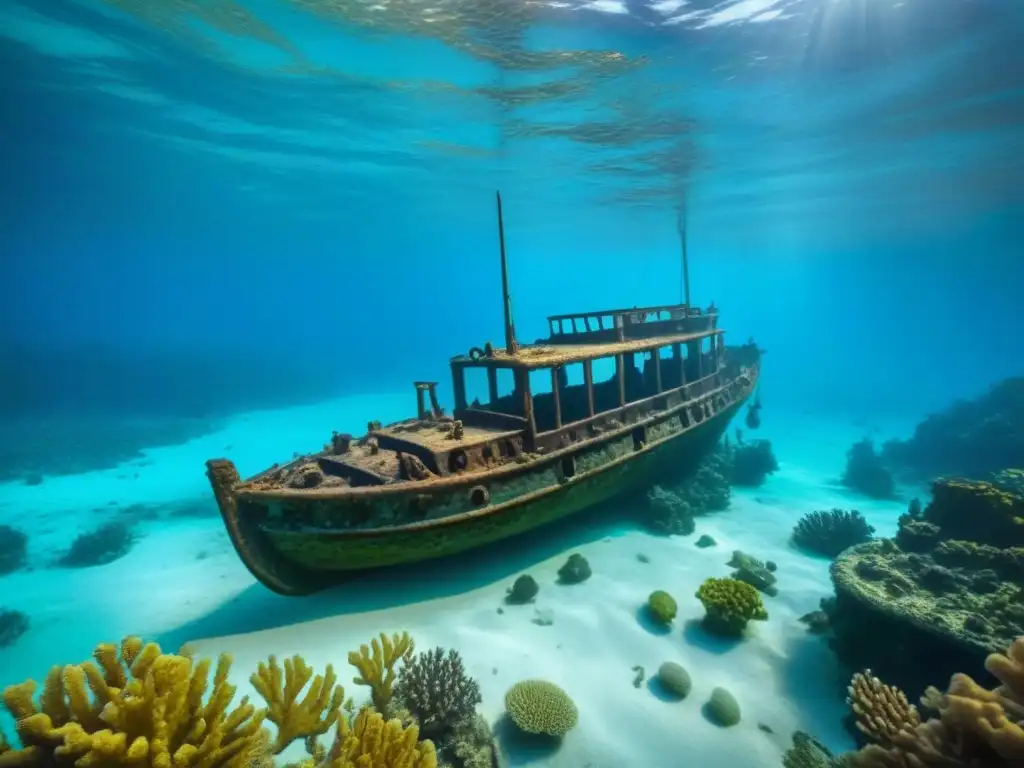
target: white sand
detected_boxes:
[0,395,922,766]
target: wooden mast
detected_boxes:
[677,206,691,309]
[496,191,519,355]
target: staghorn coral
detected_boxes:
[249,655,343,753]
[348,632,415,714]
[0,636,269,768]
[845,636,1024,766]
[503,681,577,738]
[695,577,768,637]
[793,509,875,558]
[847,671,921,748]
[393,648,481,740]
[317,707,436,768]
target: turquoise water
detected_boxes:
[1,1,1023,766]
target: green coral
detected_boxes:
[504,680,578,737]
[695,577,768,636]
[646,590,678,625]
[705,687,741,726]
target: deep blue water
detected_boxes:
[0,0,1022,465]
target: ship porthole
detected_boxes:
[469,485,490,506]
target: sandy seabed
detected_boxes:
[0,394,922,767]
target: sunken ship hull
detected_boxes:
[206,353,758,596]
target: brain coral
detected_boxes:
[504,680,578,737]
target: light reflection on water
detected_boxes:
[3,0,1021,242]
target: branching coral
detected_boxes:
[348,632,414,714]
[250,655,343,753]
[695,577,768,636]
[0,636,269,768]
[847,671,920,747]
[792,509,875,558]
[318,707,436,768]
[393,648,481,739]
[845,636,1024,766]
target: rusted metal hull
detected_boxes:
[207,368,757,596]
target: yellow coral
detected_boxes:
[695,577,768,636]
[250,655,343,754]
[347,633,414,713]
[322,708,435,768]
[0,637,268,768]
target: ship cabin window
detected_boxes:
[463,366,517,413]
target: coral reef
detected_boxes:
[0,636,441,768]
[57,520,135,568]
[644,485,695,536]
[316,707,437,768]
[843,636,1024,766]
[645,448,732,535]
[695,534,716,548]
[0,524,28,575]
[846,670,921,748]
[503,681,577,738]
[348,632,415,714]
[792,510,875,558]
[556,554,591,584]
[695,577,768,637]
[783,732,844,768]
[881,376,1024,480]
[447,714,496,768]
[394,648,481,740]
[726,439,779,487]
[655,662,691,699]
[0,636,270,768]
[646,590,678,625]
[993,469,1024,496]
[250,655,343,752]
[0,608,29,648]
[505,575,538,605]
[728,550,778,596]
[826,479,1024,698]
[842,440,895,500]
[705,687,741,727]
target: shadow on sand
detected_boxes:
[156,497,644,649]
[681,617,747,654]
[492,714,565,766]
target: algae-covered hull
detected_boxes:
[207,369,756,596]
